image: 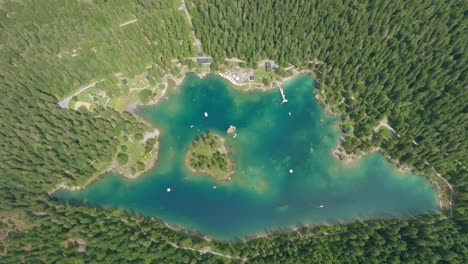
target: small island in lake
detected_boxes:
[185,131,234,182]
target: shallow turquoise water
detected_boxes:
[54,74,438,240]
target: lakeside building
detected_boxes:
[197,57,213,64]
[145,74,154,81]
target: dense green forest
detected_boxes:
[0,0,466,263]
[188,0,467,212]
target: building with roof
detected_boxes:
[145,74,153,81]
[197,57,213,64]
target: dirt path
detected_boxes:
[166,230,348,262]
[58,80,105,109]
[179,0,203,52]
[225,58,246,63]
[167,242,246,262]
[178,1,192,27]
[129,85,150,92]
[119,18,138,27]
[372,117,453,213]
[373,117,396,134]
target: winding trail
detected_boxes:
[166,241,275,263]
[178,1,192,27]
[372,118,452,214]
[179,0,203,52]
[167,242,245,262]
[165,230,347,262]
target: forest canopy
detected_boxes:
[188,0,467,211]
[0,0,466,262]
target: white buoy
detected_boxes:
[319,205,324,208]
[190,125,194,128]
[166,188,171,192]
[204,112,208,117]
[288,112,292,116]
[289,169,294,174]
[213,186,217,189]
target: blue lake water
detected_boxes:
[54,74,438,240]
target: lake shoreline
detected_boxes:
[215,67,448,211]
[50,195,443,244]
[330,138,449,210]
[51,67,447,203]
[48,127,161,195]
[53,51,449,212]
[50,66,446,237]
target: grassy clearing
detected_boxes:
[108,93,141,112]
[123,72,151,90]
[66,70,165,112]
[254,68,276,84]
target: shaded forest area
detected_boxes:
[0,0,466,262]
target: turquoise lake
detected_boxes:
[54,74,439,240]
